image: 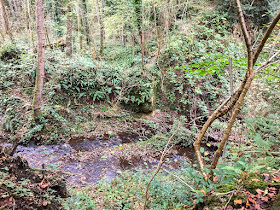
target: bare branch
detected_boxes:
[254,50,280,75]
[269,31,280,57]
[236,0,253,56]
[253,11,280,64]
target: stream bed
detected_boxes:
[1,134,216,188]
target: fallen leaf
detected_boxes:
[200,190,206,195]
[251,178,259,182]
[262,173,270,181]
[261,196,269,202]
[42,200,48,206]
[256,189,264,194]
[234,199,242,205]
[39,179,49,188]
[267,192,275,198]
[248,197,255,204]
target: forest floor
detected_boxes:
[1,109,279,209]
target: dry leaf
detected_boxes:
[251,178,259,182]
[267,193,275,198]
[234,199,242,205]
[248,197,255,204]
[261,196,269,202]
[262,173,270,181]
[42,200,48,206]
[39,179,49,188]
[256,189,264,194]
[200,190,206,195]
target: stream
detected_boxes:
[0,134,216,188]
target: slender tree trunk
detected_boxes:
[133,0,144,68]
[141,0,145,67]
[32,0,45,121]
[26,0,34,48]
[91,0,97,59]
[0,0,13,41]
[81,0,90,45]
[76,1,82,50]
[132,34,135,60]
[66,0,73,57]
[99,0,105,55]
[13,0,20,18]
[7,0,15,17]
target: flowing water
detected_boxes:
[0,134,216,188]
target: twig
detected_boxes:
[223,186,242,210]
[143,124,180,210]
[223,190,234,210]
[254,50,280,75]
[253,11,280,64]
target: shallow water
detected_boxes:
[1,134,214,188]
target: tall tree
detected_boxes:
[32,0,45,121]
[0,0,13,41]
[81,0,90,46]
[76,1,83,50]
[132,0,144,69]
[66,0,73,57]
[95,0,104,56]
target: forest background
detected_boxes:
[0,0,280,209]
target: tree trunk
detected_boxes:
[91,0,97,59]
[0,0,13,41]
[99,0,105,55]
[81,0,90,46]
[76,1,82,50]
[133,0,144,68]
[32,0,45,121]
[66,0,73,57]
[7,0,15,17]
[26,0,34,48]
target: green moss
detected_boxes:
[217,184,237,193]
[243,173,268,194]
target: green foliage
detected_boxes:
[245,114,280,168]
[91,166,211,209]
[0,44,23,63]
[64,187,97,210]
